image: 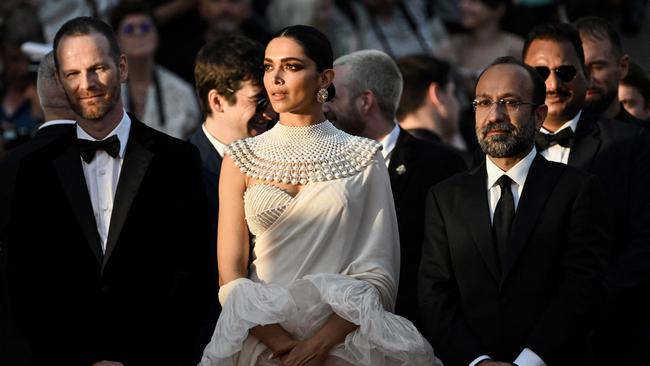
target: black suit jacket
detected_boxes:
[388,129,466,327]
[568,112,650,292]
[0,123,75,365]
[419,155,611,366]
[5,118,213,365]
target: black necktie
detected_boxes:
[534,128,574,151]
[77,135,121,163]
[493,175,515,271]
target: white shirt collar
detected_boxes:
[486,146,537,190]
[38,119,76,130]
[202,123,226,158]
[540,109,581,134]
[76,109,131,158]
[379,123,400,160]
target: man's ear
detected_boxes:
[209,89,225,114]
[619,54,630,80]
[358,90,374,115]
[427,83,442,107]
[118,54,128,83]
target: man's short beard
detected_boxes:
[585,88,618,114]
[477,121,535,158]
[66,81,120,121]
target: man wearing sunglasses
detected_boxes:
[419,56,610,366]
[523,22,650,365]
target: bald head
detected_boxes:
[37,51,76,121]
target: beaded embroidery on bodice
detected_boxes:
[244,184,294,236]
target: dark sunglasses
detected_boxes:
[121,20,153,36]
[534,65,577,82]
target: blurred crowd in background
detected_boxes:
[1,0,649,157]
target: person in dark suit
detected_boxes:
[323,49,466,328]
[419,56,611,366]
[522,22,650,364]
[5,17,212,365]
[188,35,271,354]
[0,50,77,366]
[396,54,473,164]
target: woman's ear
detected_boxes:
[320,69,335,89]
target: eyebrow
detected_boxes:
[264,57,305,63]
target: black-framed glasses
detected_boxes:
[534,65,577,82]
[472,98,537,114]
[121,20,154,36]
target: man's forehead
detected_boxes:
[477,64,530,93]
[525,39,580,65]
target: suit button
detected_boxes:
[500,296,508,305]
[101,285,111,293]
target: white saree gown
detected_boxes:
[200,121,439,366]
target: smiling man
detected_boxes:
[523,22,650,365]
[419,56,610,366]
[5,17,213,365]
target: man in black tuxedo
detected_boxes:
[5,17,213,365]
[323,49,466,328]
[0,50,76,366]
[523,22,650,364]
[419,57,611,366]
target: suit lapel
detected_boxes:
[387,130,412,204]
[53,136,104,265]
[460,163,501,282]
[103,120,154,267]
[568,112,601,170]
[502,155,562,280]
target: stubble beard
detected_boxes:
[66,81,121,121]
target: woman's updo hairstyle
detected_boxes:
[273,24,336,102]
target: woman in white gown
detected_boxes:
[200,25,438,366]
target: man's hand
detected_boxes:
[92,361,125,366]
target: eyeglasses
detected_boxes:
[534,65,577,82]
[121,20,154,36]
[472,98,537,114]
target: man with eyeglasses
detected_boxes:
[419,56,610,366]
[523,22,650,365]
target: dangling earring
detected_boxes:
[316,88,329,104]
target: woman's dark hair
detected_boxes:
[272,25,336,101]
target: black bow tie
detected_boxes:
[77,135,121,163]
[534,128,574,151]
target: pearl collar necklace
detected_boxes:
[226,121,382,185]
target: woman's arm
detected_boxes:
[217,155,250,285]
[217,156,298,355]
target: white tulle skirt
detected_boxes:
[200,273,440,366]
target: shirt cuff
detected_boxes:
[469,355,491,366]
[514,348,546,366]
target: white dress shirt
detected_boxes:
[77,111,131,252]
[538,110,581,164]
[202,123,226,158]
[379,123,401,167]
[470,147,547,366]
